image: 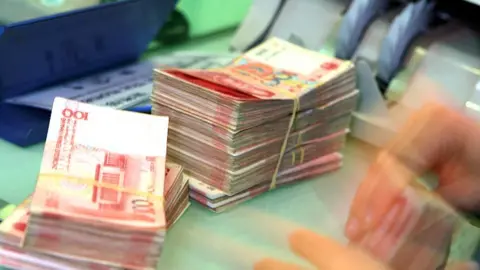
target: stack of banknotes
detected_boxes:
[0,97,175,269]
[0,163,188,270]
[151,37,359,212]
[0,198,118,270]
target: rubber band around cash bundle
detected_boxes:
[269,93,299,190]
[175,67,303,190]
[171,37,352,191]
[291,146,306,166]
[37,173,165,202]
[291,131,305,166]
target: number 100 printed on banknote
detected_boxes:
[22,98,170,269]
[31,96,170,227]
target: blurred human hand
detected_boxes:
[255,229,391,270]
[254,229,478,270]
[346,103,480,241]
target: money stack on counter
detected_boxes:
[0,163,187,270]
[16,98,170,270]
[164,163,190,228]
[0,198,120,270]
[188,152,344,211]
[152,37,358,212]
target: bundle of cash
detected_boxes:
[0,164,187,270]
[189,152,344,212]
[0,198,119,270]
[21,98,170,270]
[164,163,190,228]
[353,184,464,270]
[152,37,358,210]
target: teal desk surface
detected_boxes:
[0,32,379,269]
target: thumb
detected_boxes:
[446,261,479,270]
[289,229,391,269]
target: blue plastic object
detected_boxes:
[129,105,152,113]
[377,0,434,84]
[0,0,177,146]
[335,0,390,59]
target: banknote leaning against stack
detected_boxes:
[151,37,358,212]
[164,163,190,228]
[21,98,170,270]
[352,182,467,270]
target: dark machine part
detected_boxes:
[373,0,480,98]
[102,0,189,45]
[436,0,480,31]
[376,76,390,96]
[243,0,287,51]
[154,9,190,45]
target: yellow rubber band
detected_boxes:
[290,147,305,166]
[297,132,305,164]
[270,97,299,190]
[38,173,165,202]
[290,129,306,166]
[297,132,303,145]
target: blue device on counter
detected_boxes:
[129,105,152,114]
[0,0,177,147]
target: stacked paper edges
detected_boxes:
[0,98,188,270]
[0,162,188,270]
[164,163,190,228]
[152,37,359,212]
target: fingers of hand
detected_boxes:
[446,261,479,270]
[364,153,414,231]
[346,165,382,240]
[387,102,469,172]
[288,229,388,270]
[254,258,304,270]
[346,103,459,241]
[437,178,480,211]
[346,152,413,240]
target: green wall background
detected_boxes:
[177,0,253,37]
